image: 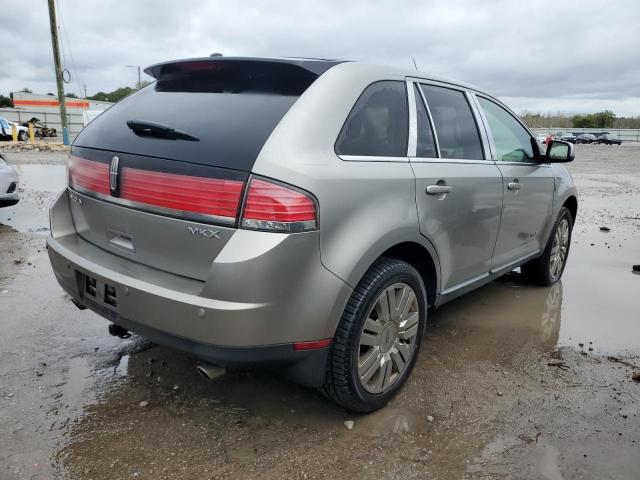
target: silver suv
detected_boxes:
[48,57,577,411]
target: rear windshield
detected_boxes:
[74,61,322,171]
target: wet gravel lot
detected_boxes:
[1,145,639,479]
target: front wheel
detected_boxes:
[321,257,427,412]
[521,207,573,286]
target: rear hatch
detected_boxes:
[69,58,337,280]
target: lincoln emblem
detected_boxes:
[109,156,119,192]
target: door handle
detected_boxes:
[507,181,521,191]
[426,185,453,195]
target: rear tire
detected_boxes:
[321,257,427,412]
[521,207,573,286]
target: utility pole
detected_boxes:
[47,0,69,145]
[83,84,87,98]
[126,65,141,89]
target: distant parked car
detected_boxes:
[0,116,28,141]
[576,134,597,144]
[536,133,548,144]
[0,154,19,207]
[555,131,577,144]
[597,133,622,145]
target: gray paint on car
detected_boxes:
[47,58,578,390]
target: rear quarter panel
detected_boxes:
[253,63,441,293]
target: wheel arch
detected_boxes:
[562,195,578,224]
[379,242,439,307]
[336,231,441,307]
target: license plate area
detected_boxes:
[77,272,118,310]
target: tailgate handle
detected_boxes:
[108,231,135,252]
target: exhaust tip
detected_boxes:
[196,363,226,381]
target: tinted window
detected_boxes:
[0,117,9,129]
[478,97,534,163]
[74,61,323,171]
[336,81,408,157]
[420,84,483,160]
[414,84,437,158]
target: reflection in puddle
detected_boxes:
[61,356,94,415]
[429,275,564,359]
[559,231,640,356]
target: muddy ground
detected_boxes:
[1,145,639,480]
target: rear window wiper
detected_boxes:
[126,119,199,142]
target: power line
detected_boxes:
[56,0,84,98]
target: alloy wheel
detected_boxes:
[357,283,420,394]
[550,218,570,281]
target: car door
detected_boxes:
[474,95,555,270]
[409,81,503,292]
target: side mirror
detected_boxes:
[542,140,574,163]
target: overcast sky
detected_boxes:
[2,0,639,115]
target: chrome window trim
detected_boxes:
[415,82,441,158]
[494,161,550,167]
[69,186,238,227]
[409,157,496,165]
[338,155,409,163]
[335,79,411,163]
[467,92,496,160]
[407,80,494,164]
[406,79,417,158]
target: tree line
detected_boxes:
[519,110,640,129]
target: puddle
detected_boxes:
[61,356,95,414]
[0,164,66,233]
[14,164,67,193]
[559,233,640,356]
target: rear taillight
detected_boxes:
[68,157,110,195]
[240,178,317,233]
[120,167,243,221]
[67,154,317,231]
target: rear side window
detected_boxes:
[478,97,535,163]
[336,81,408,157]
[414,84,437,158]
[419,84,484,160]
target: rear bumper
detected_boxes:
[47,189,351,386]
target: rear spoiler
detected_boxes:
[144,56,344,79]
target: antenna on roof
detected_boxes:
[412,57,418,71]
[209,52,223,57]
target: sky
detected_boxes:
[2,0,639,116]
